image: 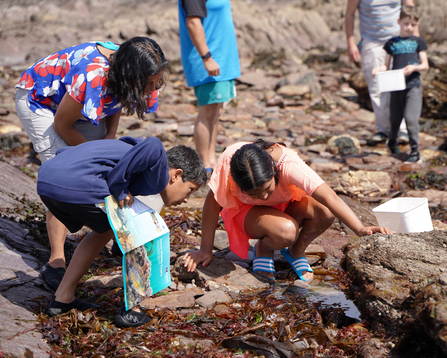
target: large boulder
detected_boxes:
[343,231,447,355]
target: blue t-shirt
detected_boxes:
[384,35,428,88]
[178,0,241,88]
[37,137,169,204]
[16,42,159,125]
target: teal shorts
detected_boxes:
[194,80,236,106]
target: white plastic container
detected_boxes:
[376,69,406,93]
[372,197,433,233]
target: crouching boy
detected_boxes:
[37,136,206,327]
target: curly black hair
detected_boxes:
[107,37,168,120]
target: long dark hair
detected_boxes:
[107,37,168,119]
[230,139,284,192]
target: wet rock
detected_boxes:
[195,257,270,292]
[357,338,391,358]
[344,231,447,353]
[414,274,447,354]
[0,216,47,257]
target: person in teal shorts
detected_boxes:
[178,0,241,174]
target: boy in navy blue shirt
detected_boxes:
[38,137,207,327]
[372,5,429,162]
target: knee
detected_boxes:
[278,220,299,246]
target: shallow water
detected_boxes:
[274,280,362,321]
[307,282,361,320]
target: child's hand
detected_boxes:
[403,65,416,76]
[182,249,213,272]
[360,226,394,235]
[119,192,135,208]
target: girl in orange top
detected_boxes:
[183,139,392,283]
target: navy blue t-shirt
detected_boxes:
[384,35,428,88]
[37,137,169,204]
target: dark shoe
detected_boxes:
[407,151,420,163]
[40,263,66,291]
[370,132,388,144]
[111,240,122,256]
[387,141,401,154]
[46,296,101,317]
[115,304,151,328]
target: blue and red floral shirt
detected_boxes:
[16,42,159,125]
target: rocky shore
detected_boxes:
[0,0,447,356]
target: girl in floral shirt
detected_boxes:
[15,37,168,290]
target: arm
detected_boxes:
[185,16,220,77]
[312,183,394,236]
[182,189,222,271]
[103,110,121,140]
[403,0,419,36]
[345,0,361,63]
[372,53,392,76]
[53,93,88,146]
[404,50,429,76]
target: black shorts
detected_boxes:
[40,196,111,234]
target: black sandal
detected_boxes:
[114,303,151,328]
[46,296,101,317]
[40,262,66,291]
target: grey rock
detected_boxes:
[327,134,362,156]
[0,161,40,210]
[333,170,392,197]
[196,257,270,292]
[195,289,233,308]
[213,230,229,250]
[85,274,124,289]
[140,287,204,310]
[0,295,51,358]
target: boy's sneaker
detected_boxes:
[111,240,123,256]
[46,296,101,317]
[408,151,420,163]
[387,142,400,154]
[115,304,151,328]
[40,262,66,291]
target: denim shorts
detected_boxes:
[193,80,236,106]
